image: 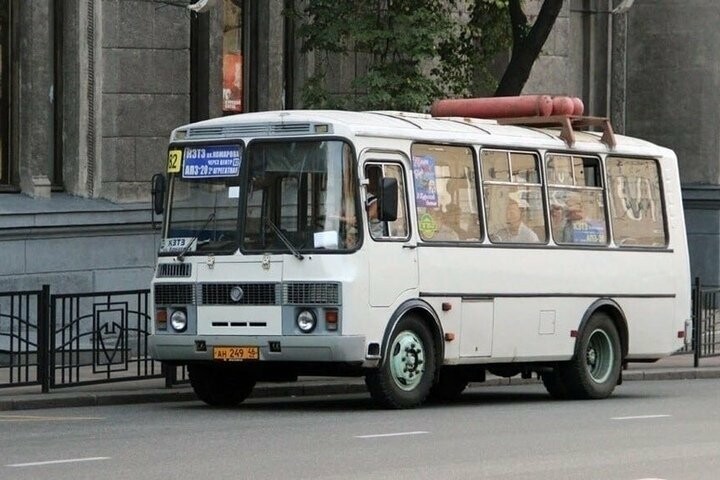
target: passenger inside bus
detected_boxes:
[490,197,539,243]
[550,199,566,241]
[560,193,606,244]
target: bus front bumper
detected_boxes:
[149,334,368,364]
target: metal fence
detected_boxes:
[1,280,718,391]
[0,286,187,392]
[692,277,720,366]
[50,289,161,388]
[0,287,48,389]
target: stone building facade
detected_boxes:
[0,0,717,292]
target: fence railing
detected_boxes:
[1,280,718,391]
[0,285,187,392]
[50,289,161,389]
[0,287,48,390]
[692,277,720,367]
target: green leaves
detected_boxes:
[291,1,553,109]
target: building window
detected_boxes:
[222,0,243,114]
[0,2,10,187]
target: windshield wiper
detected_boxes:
[264,217,304,260]
[176,212,216,262]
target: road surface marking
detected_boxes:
[7,457,110,468]
[611,414,671,421]
[355,431,429,439]
[0,414,105,422]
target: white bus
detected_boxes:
[149,107,691,409]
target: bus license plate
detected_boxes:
[213,346,259,361]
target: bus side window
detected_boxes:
[364,163,409,240]
[481,150,546,244]
[547,154,607,245]
[606,157,667,247]
[411,144,481,242]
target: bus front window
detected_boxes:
[160,144,244,257]
[242,140,359,253]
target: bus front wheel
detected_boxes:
[189,364,256,407]
[365,315,436,409]
[562,312,622,399]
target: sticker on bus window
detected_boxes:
[182,146,242,178]
[418,213,437,239]
[413,155,438,207]
[167,149,182,173]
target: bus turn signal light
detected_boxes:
[156,309,168,331]
[325,309,338,331]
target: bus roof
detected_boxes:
[172,110,671,157]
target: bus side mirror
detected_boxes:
[151,173,166,215]
[379,177,398,222]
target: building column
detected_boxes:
[17,0,53,197]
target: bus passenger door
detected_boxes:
[364,159,418,307]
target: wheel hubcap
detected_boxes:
[585,328,614,383]
[389,330,425,391]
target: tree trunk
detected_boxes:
[495,0,563,97]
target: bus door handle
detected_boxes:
[403,243,417,249]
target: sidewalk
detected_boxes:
[1,354,718,411]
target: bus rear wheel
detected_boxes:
[188,364,256,407]
[365,315,436,409]
[562,312,622,399]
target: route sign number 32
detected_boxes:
[167,149,183,173]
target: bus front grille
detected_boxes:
[201,283,279,305]
[156,263,192,278]
[154,284,195,305]
[283,282,341,305]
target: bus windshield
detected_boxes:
[161,140,359,257]
[241,140,359,253]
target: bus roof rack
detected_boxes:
[497,115,616,149]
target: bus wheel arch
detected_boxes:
[578,299,629,360]
[366,300,443,408]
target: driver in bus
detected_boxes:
[366,194,385,238]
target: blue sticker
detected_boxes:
[413,155,438,207]
[182,145,241,178]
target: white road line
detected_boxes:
[611,414,671,421]
[6,457,110,468]
[355,431,429,439]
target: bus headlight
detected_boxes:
[296,310,316,333]
[170,309,188,332]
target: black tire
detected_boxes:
[562,312,622,399]
[541,370,570,400]
[365,315,436,409]
[428,367,469,402]
[188,364,256,407]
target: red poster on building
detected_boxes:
[223,52,243,113]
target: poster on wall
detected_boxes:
[223,52,243,113]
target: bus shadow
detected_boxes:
[167,387,611,413]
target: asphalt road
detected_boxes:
[1,379,719,480]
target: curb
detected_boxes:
[1,368,719,412]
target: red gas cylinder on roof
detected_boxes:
[430,95,584,119]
